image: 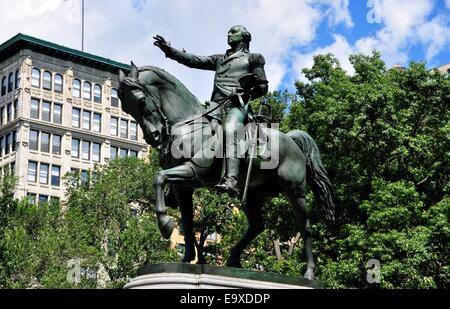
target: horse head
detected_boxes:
[118,61,164,147]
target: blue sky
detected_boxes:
[0,0,449,102]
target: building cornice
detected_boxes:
[0,33,130,73]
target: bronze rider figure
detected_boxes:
[153,25,268,195]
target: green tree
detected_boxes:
[284,52,449,288]
[63,155,178,287]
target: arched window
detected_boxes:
[93,84,102,103]
[1,76,6,96]
[31,68,41,88]
[15,69,21,89]
[83,81,91,100]
[110,88,119,107]
[8,72,14,92]
[72,79,81,98]
[43,71,52,90]
[54,74,63,93]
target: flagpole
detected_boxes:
[81,0,84,51]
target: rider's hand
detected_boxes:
[153,35,171,54]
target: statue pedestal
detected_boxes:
[124,263,323,289]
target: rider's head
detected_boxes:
[227,25,251,49]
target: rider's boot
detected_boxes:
[215,157,240,196]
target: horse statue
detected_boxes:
[118,62,336,280]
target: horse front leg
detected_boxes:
[173,186,196,263]
[153,164,196,239]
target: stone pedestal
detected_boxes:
[124,263,323,289]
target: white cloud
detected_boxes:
[293,34,355,82]
[293,0,450,82]
[320,0,354,28]
[0,0,353,102]
[417,14,450,62]
[352,0,449,67]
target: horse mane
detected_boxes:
[138,66,202,107]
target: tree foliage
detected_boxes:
[0,156,177,288]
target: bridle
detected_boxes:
[121,76,171,140]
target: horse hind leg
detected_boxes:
[173,187,196,263]
[287,188,315,281]
[226,194,265,268]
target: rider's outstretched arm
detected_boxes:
[165,47,220,71]
[154,34,219,71]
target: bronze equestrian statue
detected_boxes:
[118,26,335,280]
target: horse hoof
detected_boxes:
[181,246,196,263]
[303,269,315,281]
[226,260,242,268]
[158,215,174,239]
[181,256,195,263]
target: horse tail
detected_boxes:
[287,130,336,225]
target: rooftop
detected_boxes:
[0,33,130,73]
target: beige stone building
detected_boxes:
[0,33,148,203]
[437,62,450,75]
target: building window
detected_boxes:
[15,69,21,89]
[0,137,3,157]
[93,142,101,162]
[12,131,17,152]
[14,100,18,120]
[38,195,49,204]
[29,130,39,151]
[28,161,37,182]
[72,108,80,128]
[8,72,14,92]
[130,121,138,141]
[54,74,63,93]
[27,193,37,204]
[42,101,51,122]
[32,68,41,88]
[31,98,39,119]
[72,79,81,98]
[7,103,12,123]
[82,110,91,130]
[1,76,7,96]
[52,134,61,155]
[111,88,119,107]
[41,132,50,153]
[93,113,101,133]
[110,117,118,136]
[50,196,60,204]
[130,150,138,158]
[83,81,92,100]
[39,163,49,184]
[82,140,90,160]
[120,119,128,138]
[119,148,128,158]
[43,71,52,90]
[81,170,89,184]
[51,165,61,186]
[94,84,102,103]
[110,146,118,159]
[5,134,11,155]
[71,138,80,158]
[9,162,15,175]
[53,103,62,124]
[0,107,4,125]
